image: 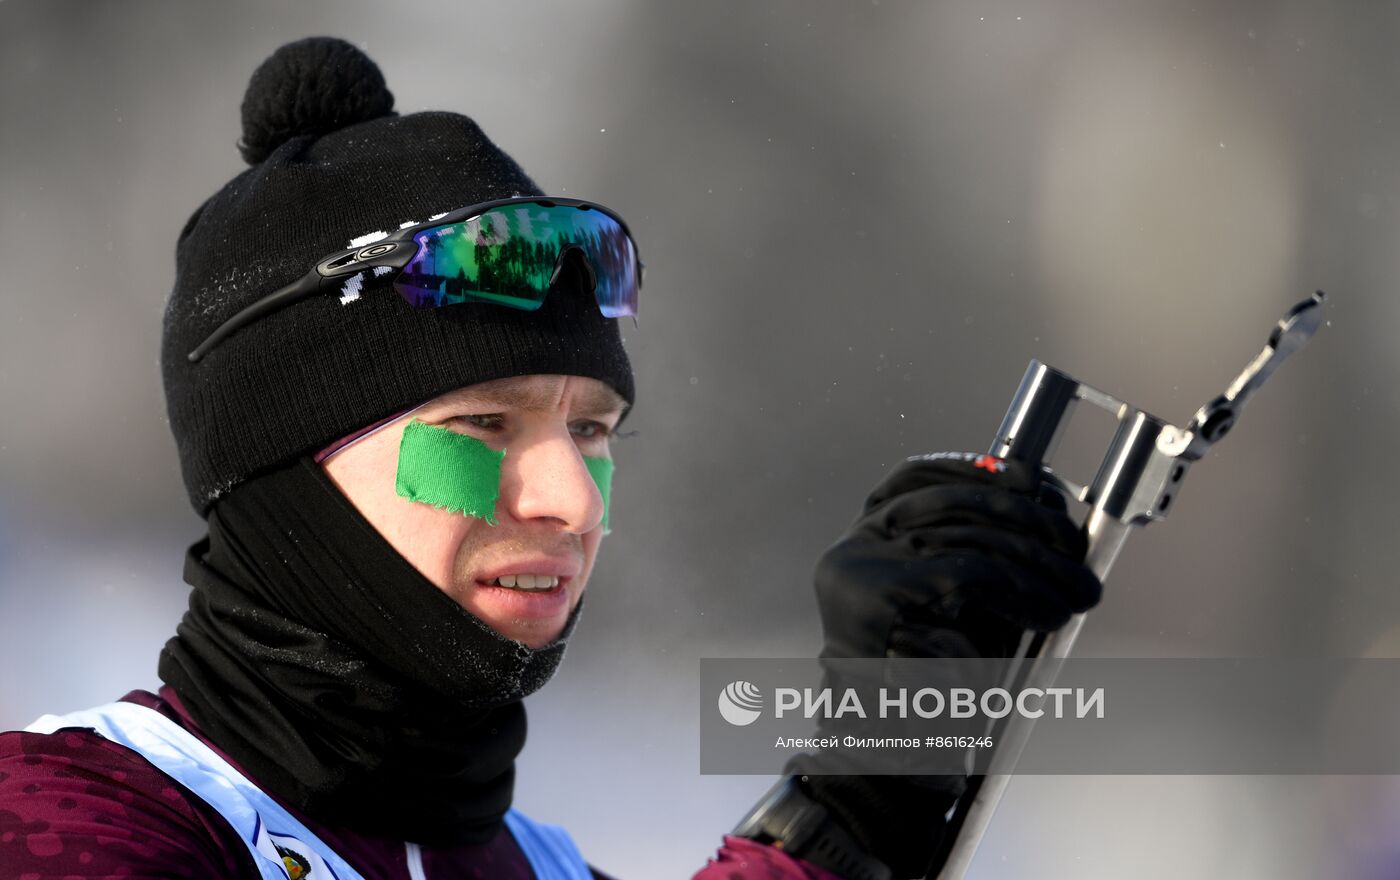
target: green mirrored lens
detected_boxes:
[393,203,638,316]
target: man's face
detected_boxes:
[321,374,627,648]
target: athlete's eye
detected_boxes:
[570,420,613,439]
[454,413,505,432]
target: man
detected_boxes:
[0,38,1098,879]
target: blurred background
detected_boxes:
[1,1,1396,877]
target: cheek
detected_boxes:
[576,528,605,587]
[323,431,476,592]
[382,498,476,590]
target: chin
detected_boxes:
[450,576,582,648]
[500,618,568,649]
[454,594,572,647]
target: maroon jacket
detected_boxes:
[0,688,840,879]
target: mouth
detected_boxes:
[477,573,565,593]
[470,574,572,622]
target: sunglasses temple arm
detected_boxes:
[187,271,324,362]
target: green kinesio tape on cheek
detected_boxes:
[584,455,614,534]
[395,420,505,524]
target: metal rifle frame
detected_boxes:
[931,291,1328,879]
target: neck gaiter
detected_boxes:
[158,455,581,844]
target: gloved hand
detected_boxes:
[814,452,1101,661]
[786,453,1103,878]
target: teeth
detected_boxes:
[490,574,560,591]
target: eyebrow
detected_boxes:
[432,382,629,418]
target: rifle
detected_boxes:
[932,292,1328,878]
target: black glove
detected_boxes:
[788,453,1102,878]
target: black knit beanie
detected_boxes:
[161,37,635,515]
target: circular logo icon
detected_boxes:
[718,680,763,726]
[357,243,396,259]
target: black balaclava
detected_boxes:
[155,37,635,844]
[159,454,577,843]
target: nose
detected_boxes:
[498,425,606,534]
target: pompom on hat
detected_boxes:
[237,36,396,164]
[161,37,635,515]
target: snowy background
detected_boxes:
[3,2,1399,877]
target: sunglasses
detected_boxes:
[187,196,643,362]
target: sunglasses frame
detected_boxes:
[187,196,644,363]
